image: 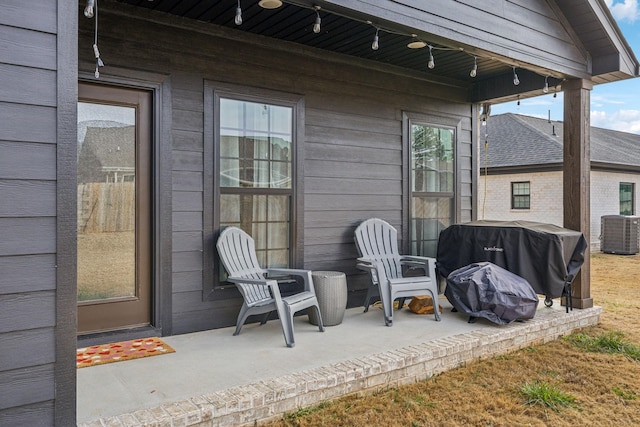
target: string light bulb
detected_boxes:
[234,0,243,26]
[517,95,521,106]
[470,56,477,77]
[313,6,321,34]
[221,2,560,91]
[84,0,95,18]
[428,45,435,69]
[371,28,379,50]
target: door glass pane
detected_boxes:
[77,102,136,302]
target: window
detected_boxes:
[620,183,635,215]
[511,182,530,209]
[203,83,303,297]
[219,98,292,268]
[409,121,455,257]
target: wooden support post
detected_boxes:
[562,79,593,309]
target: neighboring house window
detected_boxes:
[620,182,635,215]
[203,83,303,296]
[511,181,530,209]
[410,122,455,257]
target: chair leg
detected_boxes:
[311,305,325,332]
[363,284,379,313]
[271,297,295,348]
[382,286,393,326]
[233,303,251,336]
[281,304,296,348]
[429,289,442,322]
[259,313,270,325]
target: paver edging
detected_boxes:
[78,306,602,427]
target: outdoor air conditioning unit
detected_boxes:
[600,215,640,255]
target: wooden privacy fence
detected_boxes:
[78,182,135,233]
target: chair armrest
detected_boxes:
[399,255,436,278]
[226,276,283,305]
[226,276,276,286]
[400,255,434,264]
[266,268,311,278]
[356,257,387,285]
[355,257,375,271]
[265,268,315,293]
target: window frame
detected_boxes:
[620,182,635,215]
[403,112,460,257]
[511,181,531,210]
[203,82,305,300]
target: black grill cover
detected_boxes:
[445,262,539,325]
[437,220,587,299]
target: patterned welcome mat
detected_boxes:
[77,337,175,368]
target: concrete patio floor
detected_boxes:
[77,299,601,427]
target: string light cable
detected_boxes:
[480,103,491,220]
[83,0,105,78]
[247,0,561,89]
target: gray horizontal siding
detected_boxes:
[173,171,203,191]
[0,64,56,106]
[0,103,57,143]
[0,402,54,427]
[173,150,203,172]
[172,231,203,252]
[0,218,56,256]
[0,26,57,70]
[0,292,56,334]
[0,255,57,295]
[305,177,401,195]
[0,328,55,372]
[173,129,203,152]
[0,141,57,180]
[173,191,203,212]
[172,211,203,232]
[172,251,203,273]
[0,1,57,34]
[0,180,56,217]
[0,364,54,411]
[172,270,204,293]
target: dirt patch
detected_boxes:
[265,253,640,426]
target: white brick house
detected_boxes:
[479,114,640,251]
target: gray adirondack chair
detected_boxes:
[354,218,441,326]
[216,226,324,347]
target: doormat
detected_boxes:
[76,337,175,368]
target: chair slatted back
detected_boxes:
[216,227,272,305]
[355,218,403,280]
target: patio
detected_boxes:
[77,299,601,427]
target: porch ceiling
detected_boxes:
[113,0,638,103]
[115,0,499,81]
